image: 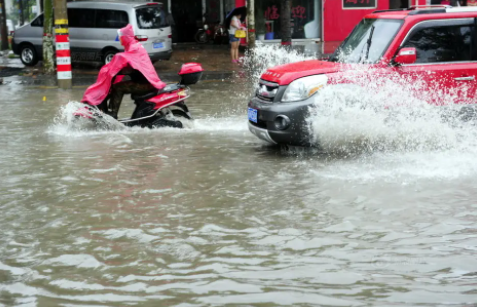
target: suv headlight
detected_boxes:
[282,75,328,102]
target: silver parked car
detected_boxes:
[12,1,173,66]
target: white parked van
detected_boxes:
[12,1,172,66]
[6,19,15,36]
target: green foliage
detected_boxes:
[8,0,38,24]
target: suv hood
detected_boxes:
[261,60,344,85]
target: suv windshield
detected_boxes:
[329,18,403,64]
[136,6,168,29]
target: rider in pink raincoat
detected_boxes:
[82,24,167,119]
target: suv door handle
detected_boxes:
[454,76,475,81]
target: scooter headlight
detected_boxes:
[204,24,209,30]
[282,75,328,102]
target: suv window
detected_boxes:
[68,9,96,28]
[329,18,403,64]
[136,6,168,29]
[402,25,473,63]
[31,14,43,27]
[96,9,129,28]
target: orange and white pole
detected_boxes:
[54,1,72,89]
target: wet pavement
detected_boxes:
[2,49,477,306]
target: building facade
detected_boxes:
[31,0,427,43]
[236,0,427,43]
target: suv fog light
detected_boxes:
[274,115,290,130]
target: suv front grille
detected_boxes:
[256,79,279,101]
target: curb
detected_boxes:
[1,71,237,87]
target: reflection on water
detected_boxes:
[2,76,477,306]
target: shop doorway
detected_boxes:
[171,0,203,42]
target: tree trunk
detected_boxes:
[19,0,24,26]
[0,0,9,50]
[247,0,255,49]
[42,0,54,74]
[280,0,291,47]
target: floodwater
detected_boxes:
[2,65,477,306]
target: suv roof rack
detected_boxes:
[373,5,450,15]
[372,8,408,14]
[373,4,477,15]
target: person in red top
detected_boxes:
[82,24,167,119]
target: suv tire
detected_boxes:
[20,44,39,66]
[103,49,118,65]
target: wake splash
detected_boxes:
[48,101,248,137]
[243,43,313,88]
[52,101,126,133]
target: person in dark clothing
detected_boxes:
[107,70,155,119]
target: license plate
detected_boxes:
[248,107,258,123]
[153,42,164,49]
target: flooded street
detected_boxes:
[2,77,477,306]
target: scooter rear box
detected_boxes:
[179,63,204,85]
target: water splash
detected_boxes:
[243,43,313,88]
[307,70,477,154]
[52,101,125,133]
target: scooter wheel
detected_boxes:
[194,30,209,44]
[150,118,183,129]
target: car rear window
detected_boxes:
[31,15,43,27]
[135,6,168,29]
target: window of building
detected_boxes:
[96,10,129,28]
[68,9,96,28]
[402,25,473,63]
[389,0,411,9]
[255,0,321,40]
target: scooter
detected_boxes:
[194,23,229,44]
[194,24,211,44]
[74,63,203,129]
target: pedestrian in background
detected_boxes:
[228,13,246,63]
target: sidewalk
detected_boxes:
[0,42,328,86]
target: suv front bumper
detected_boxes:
[248,96,316,146]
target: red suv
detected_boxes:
[248,6,477,146]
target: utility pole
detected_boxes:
[42,0,54,74]
[280,0,291,47]
[19,0,24,26]
[54,0,72,89]
[247,0,256,49]
[0,0,8,50]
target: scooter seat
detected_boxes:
[131,84,183,101]
[131,90,158,101]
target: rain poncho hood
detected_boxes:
[82,24,166,106]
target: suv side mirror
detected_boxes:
[394,47,417,65]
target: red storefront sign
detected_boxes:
[323,0,427,41]
[235,0,427,42]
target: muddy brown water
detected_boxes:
[1,79,477,306]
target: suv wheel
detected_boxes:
[20,45,39,66]
[103,50,118,65]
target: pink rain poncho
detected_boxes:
[82,24,167,106]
